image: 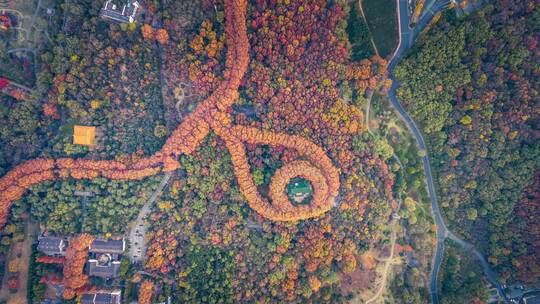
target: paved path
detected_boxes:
[27,0,42,42]
[128,172,173,263]
[385,0,508,303]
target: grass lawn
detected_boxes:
[0,53,36,87]
[362,0,398,58]
[371,93,431,217]
[347,0,375,61]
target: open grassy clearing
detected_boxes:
[347,0,376,60]
[371,93,430,210]
[369,93,436,303]
[362,0,399,58]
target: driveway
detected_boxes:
[128,172,173,263]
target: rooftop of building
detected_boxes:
[100,0,140,23]
[86,259,121,279]
[37,236,67,254]
[89,238,125,254]
[81,290,121,304]
[73,125,96,146]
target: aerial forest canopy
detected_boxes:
[0,0,345,226]
[395,0,540,284]
[1,0,397,302]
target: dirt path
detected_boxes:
[365,215,399,304]
[361,76,411,303]
[11,220,37,303]
[0,218,38,303]
[352,84,404,303]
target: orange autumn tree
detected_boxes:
[141,24,169,44]
[36,256,65,264]
[141,24,154,40]
[186,19,226,94]
[155,29,169,44]
[346,56,388,94]
[42,103,60,119]
[63,234,94,299]
[146,240,166,272]
[138,280,154,304]
[7,297,25,304]
[341,254,357,273]
[308,275,322,292]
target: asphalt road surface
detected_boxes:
[128,172,173,263]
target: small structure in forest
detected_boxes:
[286,177,313,205]
[37,236,67,256]
[73,125,96,146]
[81,290,122,304]
[100,0,140,23]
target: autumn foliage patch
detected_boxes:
[0,0,390,228]
[138,280,154,304]
[62,234,94,299]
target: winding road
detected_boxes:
[386,0,508,303]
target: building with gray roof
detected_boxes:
[81,290,121,304]
[86,238,125,279]
[37,237,67,256]
[86,256,121,279]
[100,0,140,23]
[89,238,125,254]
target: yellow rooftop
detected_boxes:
[73,125,96,146]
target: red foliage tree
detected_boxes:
[63,234,94,299]
[36,256,65,264]
[138,280,154,304]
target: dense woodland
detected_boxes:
[396,0,539,286]
[1,1,167,167]
[141,0,400,302]
[438,241,489,304]
[21,177,160,235]
[3,0,537,302]
[0,0,403,302]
